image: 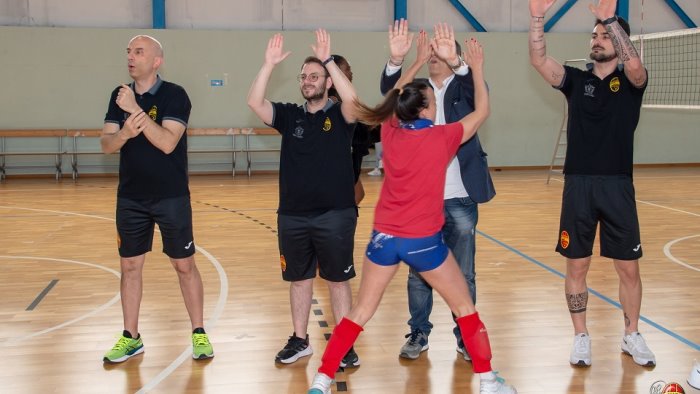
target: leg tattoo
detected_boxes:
[566,292,588,314]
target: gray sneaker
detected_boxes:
[456,336,471,361]
[569,333,592,366]
[621,332,656,366]
[399,329,428,359]
[456,345,472,361]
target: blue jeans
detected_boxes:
[407,197,478,342]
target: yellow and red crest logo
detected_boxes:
[609,77,620,92]
[560,231,570,249]
[322,117,332,132]
[280,254,287,272]
[148,105,158,120]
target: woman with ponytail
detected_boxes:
[308,24,516,394]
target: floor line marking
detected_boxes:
[477,229,700,352]
[26,279,59,311]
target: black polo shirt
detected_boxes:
[271,99,356,216]
[105,77,191,199]
[556,64,646,175]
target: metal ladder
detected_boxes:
[546,59,588,184]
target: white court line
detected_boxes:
[136,245,228,394]
[663,235,700,273]
[0,205,229,392]
[637,200,700,218]
[0,256,121,344]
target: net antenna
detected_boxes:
[630,0,700,110]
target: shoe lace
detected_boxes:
[626,333,649,352]
[404,330,423,345]
[111,336,132,352]
[574,335,589,353]
[193,333,210,347]
[482,371,506,387]
[285,335,305,350]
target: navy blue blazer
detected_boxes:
[380,66,496,203]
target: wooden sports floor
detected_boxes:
[1,167,698,394]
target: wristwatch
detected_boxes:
[322,56,335,66]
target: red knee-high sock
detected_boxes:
[457,312,493,373]
[318,317,364,379]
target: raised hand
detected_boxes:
[529,0,557,17]
[431,23,458,64]
[388,18,414,64]
[588,0,617,20]
[311,29,331,62]
[464,38,484,71]
[265,33,291,66]
[415,29,431,65]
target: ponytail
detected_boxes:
[353,80,432,126]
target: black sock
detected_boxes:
[193,327,206,334]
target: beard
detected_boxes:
[301,84,326,101]
[589,50,616,63]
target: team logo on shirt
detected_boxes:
[148,105,158,120]
[609,77,620,92]
[560,230,570,249]
[584,83,595,98]
[280,254,287,272]
[322,117,332,132]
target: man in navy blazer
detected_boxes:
[380,20,496,361]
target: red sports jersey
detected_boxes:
[373,119,463,237]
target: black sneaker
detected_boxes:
[275,333,313,364]
[340,346,361,368]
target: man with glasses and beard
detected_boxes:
[247,30,360,368]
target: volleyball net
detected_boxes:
[631,27,700,109]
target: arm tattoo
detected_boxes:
[529,19,547,60]
[605,22,640,63]
[566,292,588,313]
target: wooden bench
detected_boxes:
[67,129,117,179]
[240,127,281,177]
[0,129,67,180]
[0,127,281,180]
[187,128,242,177]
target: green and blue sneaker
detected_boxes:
[103,330,144,363]
[192,327,214,359]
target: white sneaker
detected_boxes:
[569,333,592,366]
[367,168,382,176]
[480,372,517,394]
[688,359,700,389]
[621,332,656,367]
[308,372,333,394]
[621,332,656,366]
[456,345,471,361]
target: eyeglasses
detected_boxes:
[297,73,328,83]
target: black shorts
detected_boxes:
[116,195,195,259]
[278,207,357,282]
[556,175,642,260]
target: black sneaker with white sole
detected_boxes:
[275,333,313,364]
[340,346,360,368]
